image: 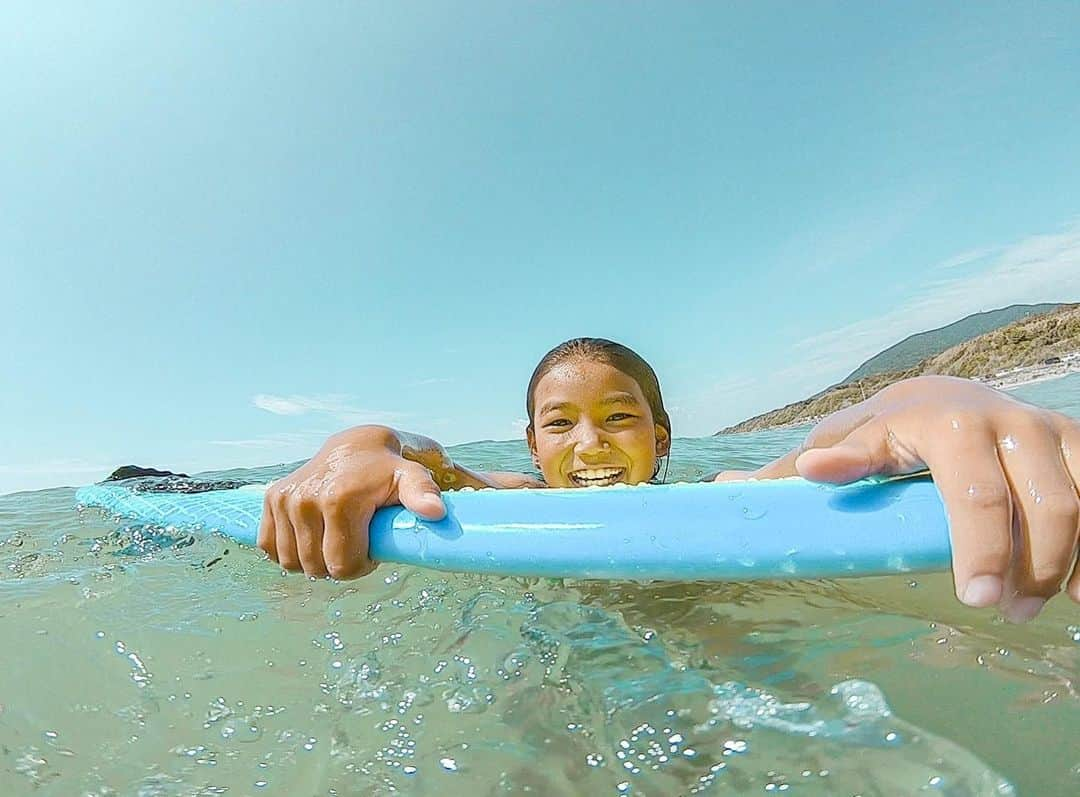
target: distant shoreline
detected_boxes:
[721,355,1080,436]
[976,353,1080,391]
[719,302,1080,436]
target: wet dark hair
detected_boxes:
[525,339,672,481]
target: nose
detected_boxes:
[573,422,609,459]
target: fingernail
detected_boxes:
[961,575,1003,608]
[1003,597,1046,624]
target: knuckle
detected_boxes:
[1033,492,1079,527]
[804,420,835,449]
[1029,563,1068,591]
[942,409,988,435]
[291,493,320,520]
[402,460,430,481]
[321,491,349,516]
[263,491,282,513]
[999,415,1051,447]
[969,548,1011,574]
[1007,406,1051,427]
[958,482,1010,513]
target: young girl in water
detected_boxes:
[258,338,1080,623]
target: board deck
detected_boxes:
[76,477,952,580]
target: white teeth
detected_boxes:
[569,467,625,486]
[575,468,622,480]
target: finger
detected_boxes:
[1005,432,1078,596]
[794,419,901,484]
[272,501,301,571]
[1061,429,1080,603]
[996,425,1079,620]
[920,424,1012,609]
[393,463,447,521]
[258,492,278,562]
[802,401,877,446]
[323,500,376,580]
[712,470,754,482]
[749,407,879,481]
[746,448,802,480]
[289,496,328,578]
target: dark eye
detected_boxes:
[544,418,572,429]
[607,413,634,422]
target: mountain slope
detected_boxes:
[718,303,1080,434]
[842,303,1061,383]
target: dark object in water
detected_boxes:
[103,465,252,494]
[106,465,191,481]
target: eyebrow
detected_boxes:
[538,393,641,415]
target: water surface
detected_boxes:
[2,375,1079,795]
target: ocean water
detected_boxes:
[2,375,1079,796]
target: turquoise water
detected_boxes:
[2,375,1079,795]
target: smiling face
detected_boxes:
[526,358,671,488]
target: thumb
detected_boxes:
[712,469,755,482]
[794,422,892,484]
[393,462,447,521]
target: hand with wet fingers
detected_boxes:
[717,376,1080,621]
[257,428,447,580]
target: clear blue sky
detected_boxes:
[3,2,1080,495]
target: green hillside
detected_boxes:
[841,303,1061,383]
[718,303,1080,434]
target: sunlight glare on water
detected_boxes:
[1,374,1079,795]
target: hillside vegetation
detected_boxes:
[718,304,1080,434]
[842,303,1060,383]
